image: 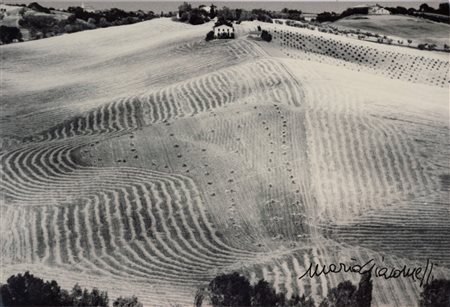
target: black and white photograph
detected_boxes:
[1,0,449,306]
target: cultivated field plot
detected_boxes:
[1,18,449,306]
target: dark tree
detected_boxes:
[207,272,252,306]
[209,4,217,18]
[354,272,372,307]
[178,2,192,16]
[205,30,214,41]
[437,2,449,16]
[419,279,450,307]
[218,6,234,21]
[0,272,69,306]
[261,30,272,42]
[316,12,340,23]
[0,26,22,44]
[189,8,208,25]
[287,294,315,307]
[320,280,356,307]
[419,3,434,13]
[19,14,58,38]
[113,295,143,307]
[251,279,279,306]
[71,285,108,307]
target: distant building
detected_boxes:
[369,4,391,15]
[214,24,234,39]
[352,4,391,15]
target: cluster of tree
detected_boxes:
[279,9,303,21]
[218,7,274,23]
[261,30,272,42]
[65,6,157,27]
[417,3,450,16]
[194,271,372,306]
[6,2,160,42]
[196,271,450,307]
[176,3,277,25]
[386,2,449,23]
[176,2,214,25]
[419,279,450,307]
[0,25,22,44]
[0,272,142,307]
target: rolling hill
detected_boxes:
[331,14,450,47]
[1,17,449,306]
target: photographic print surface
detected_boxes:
[1,1,449,306]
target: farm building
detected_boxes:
[352,4,391,15]
[369,5,391,15]
[214,24,234,39]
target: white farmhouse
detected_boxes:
[214,24,234,38]
[351,4,391,15]
[368,4,391,15]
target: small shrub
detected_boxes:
[205,30,214,41]
[261,30,272,42]
[0,25,22,44]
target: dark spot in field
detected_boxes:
[174,144,179,148]
[177,154,182,158]
[439,174,450,191]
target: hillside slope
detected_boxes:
[332,14,450,46]
[1,18,449,306]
